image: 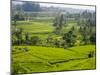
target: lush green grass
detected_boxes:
[12,45,96,74]
[13,21,54,33]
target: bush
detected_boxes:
[30,36,40,45]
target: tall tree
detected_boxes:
[63,27,76,47]
[53,14,66,34]
[15,28,23,45]
[13,14,20,26]
[25,32,30,45]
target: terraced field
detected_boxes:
[11,20,77,39]
[12,21,53,33]
[12,45,96,74]
[11,1,96,74]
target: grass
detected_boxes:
[12,45,96,74]
[14,21,54,33]
[11,20,96,74]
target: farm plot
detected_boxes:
[12,45,96,74]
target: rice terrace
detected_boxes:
[11,0,96,74]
